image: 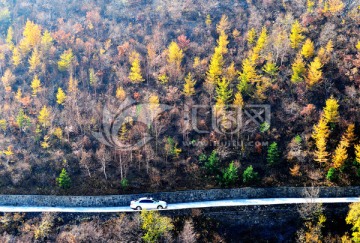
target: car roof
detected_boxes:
[138,197,153,200]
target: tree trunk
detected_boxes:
[119,153,123,180]
[102,160,107,180]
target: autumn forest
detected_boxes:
[0,0,359,196]
[0,0,360,242]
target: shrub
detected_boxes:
[198,153,207,163]
[166,137,181,158]
[120,178,129,189]
[220,161,238,187]
[242,165,258,184]
[260,122,270,133]
[294,135,302,144]
[326,167,336,181]
[204,150,219,174]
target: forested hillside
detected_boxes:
[0,0,359,195]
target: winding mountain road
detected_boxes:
[1,197,360,213]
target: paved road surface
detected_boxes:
[1,197,359,212]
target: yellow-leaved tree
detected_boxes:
[38,105,51,127]
[262,59,279,77]
[206,51,223,86]
[58,49,74,72]
[332,140,348,169]
[128,52,144,83]
[332,124,355,168]
[31,75,41,96]
[325,40,334,53]
[290,20,305,49]
[215,79,233,130]
[252,27,268,60]
[318,40,333,64]
[56,87,67,105]
[225,62,237,82]
[291,55,306,83]
[12,47,21,67]
[346,203,360,242]
[183,73,196,97]
[15,88,22,101]
[323,0,345,15]
[6,26,14,50]
[307,0,315,12]
[29,48,41,72]
[1,69,15,93]
[140,210,174,243]
[355,144,360,164]
[68,76,78,95]
[116,86,126,101]
[343,123,356,146]
[233,92,244,107]
[89,68,98,88]
[217,31,229,55]
[216,15,230,34]
[53,127,63,140]
[306,57,323,86]
[301,39,315,59]
[356,41,360,51]
[206,31,228,85]
[205,14,212,27]
[323,96,340,124]
[167,41,183,71]
[41,30,53,51]
[149,94,160,115]
[312,116,330,163]
[247,28,256,45]
[19,20,42,55]
[238,58,259,91]
[216,78,232,105]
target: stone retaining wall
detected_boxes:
[0,187,359,207]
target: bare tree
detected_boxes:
[297,186,324,221]
[56,218,103,243]
[96,144,111,180]
[177,219,197,243]
[80,150,92,177]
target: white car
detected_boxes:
[130,197,167,210]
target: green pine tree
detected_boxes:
[267,142,280,165]
[220,161,238,187]
[56,168,71,189]
[205,150,219,174]
[16,108,31,130]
